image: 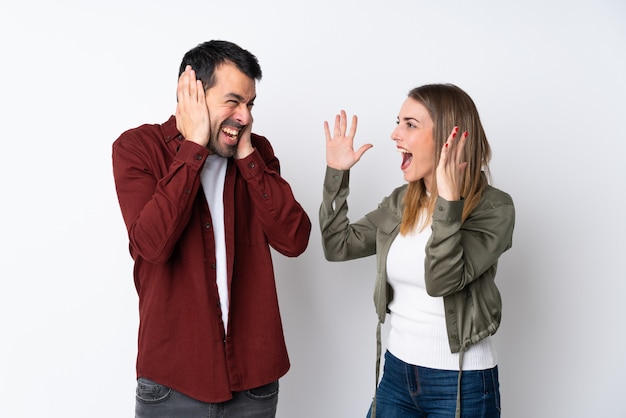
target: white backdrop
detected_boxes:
[1,1,625,417]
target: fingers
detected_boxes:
[323,120,331,142]
[175,65,210,146]
[437,127,468,201]
[176,66,189,102]
[339,110,347,135]
[177,65,204,104]
[324,109,371,170]
[456,130,468,165]
[442,127,468,160]
[439,127,456,167]
[333,113,342,139]
[442,127,459,151]
[326,110,357,140]
[348,114,358,138]
[336,110,356,137]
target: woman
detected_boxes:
[320,84,515,418]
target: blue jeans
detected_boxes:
[366,351,501,418]
[135,377,279,418]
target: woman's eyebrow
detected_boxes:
[399,116,420,123]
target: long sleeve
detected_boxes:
[235,135,311,257]
[318,166,379,261]
[424,188,515,297]
[112,129,209,264]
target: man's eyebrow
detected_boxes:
[225,92,256,103]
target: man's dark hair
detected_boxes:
[178,40,262,91]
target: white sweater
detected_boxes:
[386,224,497,371]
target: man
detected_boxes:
[112,40,311,418]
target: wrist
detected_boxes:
[235,145,255,160]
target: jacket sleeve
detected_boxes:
[318,166,377,261]
[235,135,311,257]
[424,191,515,297]
[112,133,209,264]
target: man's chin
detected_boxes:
[208,140,236,158]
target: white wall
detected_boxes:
[1,1,625,417]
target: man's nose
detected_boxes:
[234,105,252,125]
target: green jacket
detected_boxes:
[319,166,515,416]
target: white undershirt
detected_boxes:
[200,155,229,331]
[386,220,497,371]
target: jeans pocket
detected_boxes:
[246,380,279,400]
[136,377,173,404]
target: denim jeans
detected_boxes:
[135,377,279,418]
[366,351,501,418]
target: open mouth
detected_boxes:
[221,126,240,144]
[398,148,413,170]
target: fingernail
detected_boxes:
[445,143,449,148]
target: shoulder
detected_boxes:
[467,185,515,227]
[479,185,514,209]
[383,184,408,208]
[367,184,407,222]
[113,116,176,151]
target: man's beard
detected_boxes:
[208,119,244,158]
[207,133,236,158]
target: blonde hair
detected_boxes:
[400,84,492,234]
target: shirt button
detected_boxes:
[248,162,255,168]
[205,223,212,229]
[195,154,203,160]
[262,192,269,199]
[211,263,216,269]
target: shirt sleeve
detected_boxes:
[234,137,311,257]
[112,133,209,263]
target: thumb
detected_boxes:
[355,143,374,160]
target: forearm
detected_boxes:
[113,139,209,263]
[236,150,311,257]
[319,166,376,261]
[425,195,515,296]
